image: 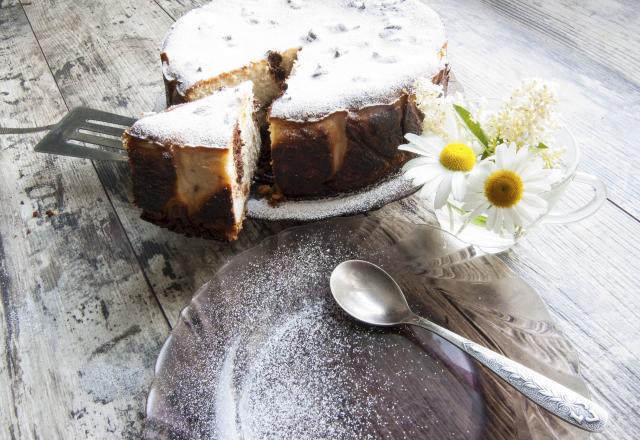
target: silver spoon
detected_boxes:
[330,260,607,433]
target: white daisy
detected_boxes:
[400,109,482,209]
[463,143,551,234]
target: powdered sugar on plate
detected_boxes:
[215,303,391,439]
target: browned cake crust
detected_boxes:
[268,68,449,198]
[125,134,241,241]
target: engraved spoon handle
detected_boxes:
[408,315,607,432]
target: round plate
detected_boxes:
[246,174,418,221]
[144,217,589,439]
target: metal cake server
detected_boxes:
[329,260,608,433]
[34,107,133,162]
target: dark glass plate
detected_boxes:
[144,217,589,439]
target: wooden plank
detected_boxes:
[0,5,169,438]
[479,0,640,86]
[152,0,205,19]
[427,0,640,219]
[0,0,21,8]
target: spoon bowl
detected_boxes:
[330,260,413,326]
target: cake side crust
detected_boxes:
[269,111,348,196]
[124,133,240,240]
[267,66,451,198]
[269,92,423,197]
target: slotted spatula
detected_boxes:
[34,107,135,162]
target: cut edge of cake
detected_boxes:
[162,47,299,116]
[123,82,260,241]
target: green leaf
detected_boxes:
[453,104,489,148]
[536,142,549,149]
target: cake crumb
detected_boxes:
[268,188,286,207]
[32,211,39,218]
[257,184,272,196]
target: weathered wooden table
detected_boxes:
[1,0,638,438]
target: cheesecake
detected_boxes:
[161,0,449,198]
[123,82,260,240]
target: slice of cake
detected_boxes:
[123,82,260,240]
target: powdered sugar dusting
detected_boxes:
[128,82,253,147]
[247,174,417,221]
[218,304,391,439]
[162,0,446,119]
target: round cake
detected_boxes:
[161,0,448,198]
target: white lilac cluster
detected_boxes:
[485,79,559,149]
[413,78,462,139]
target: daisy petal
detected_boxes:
[519,160,546,180]
[493,209,504,233]
[405,166,441,187]
[406,172,436,187]
[468,139,484,156]
[504,143,517,168]
[434,172,453,208]
[398,143,431,156]
[495,143,516,169]
[467,161,493,186]
[495,144,506,169]
[521,193,548,210]
[522,171,552,184]
[503,209,515,234]
[463,193,486,207]
[418,174,441,200]
[524,181,551,193]
[486,207,497,231]
[513,204,535,225]
[513,146,532,173]
[402,157,436,172]
[451,172,467,200]
[425,173,444,193]
[466,202,490,220]
[404,133,443,154]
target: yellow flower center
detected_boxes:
[484,170,524,208]
[439,143,476,172]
